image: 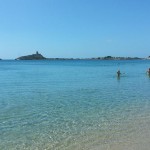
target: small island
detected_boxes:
[15,51,46,60]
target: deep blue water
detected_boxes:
[0,60,150,150]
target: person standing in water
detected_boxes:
[117,69,121,77]
[147,68,150,75]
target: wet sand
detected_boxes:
[92,126,150,150]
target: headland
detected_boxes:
[15,51,46,60]
[15,52,145,60]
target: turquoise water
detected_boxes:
[0,60,150,150]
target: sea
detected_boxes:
[0,59,150,150]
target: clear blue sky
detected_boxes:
[0,0,150,59]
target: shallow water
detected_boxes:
[0,60,150,150]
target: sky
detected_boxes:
[0,0,150,59]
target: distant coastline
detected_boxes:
[0,51,149,60]
[14,51,147,61]
[46,56,142,60]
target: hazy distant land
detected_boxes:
[14,51,149,61]
[15,51,46,60]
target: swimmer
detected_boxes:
[117,69,121,77]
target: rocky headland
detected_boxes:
[15,52,145,60]
[16,51,46,60]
